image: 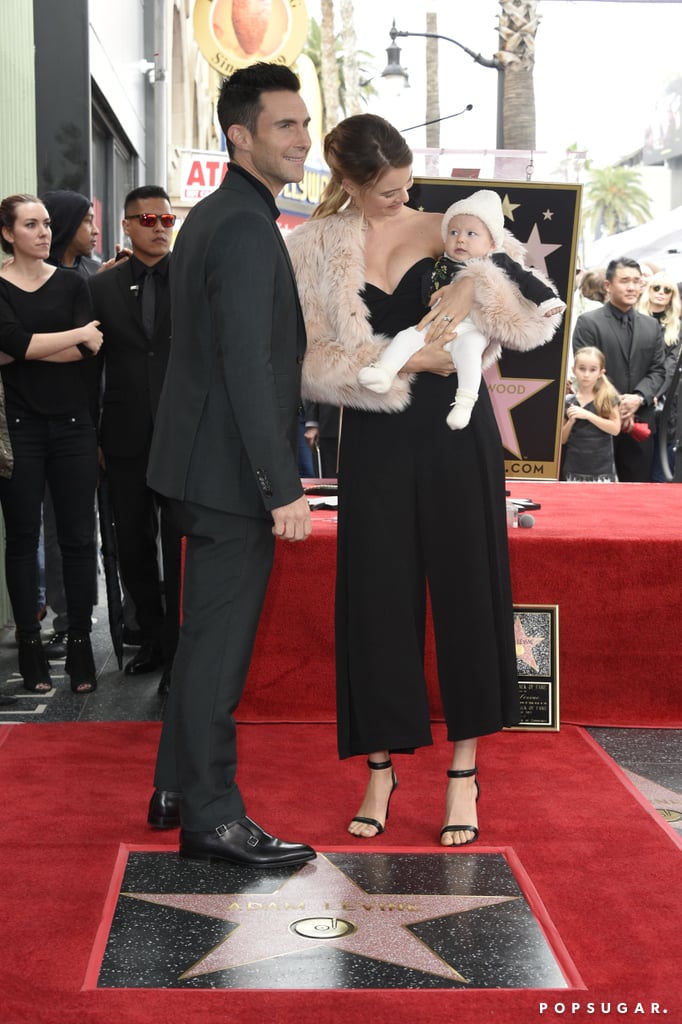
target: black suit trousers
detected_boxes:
[105,446,181,658]
[153,499,275,830]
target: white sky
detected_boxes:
[304,0,682,174]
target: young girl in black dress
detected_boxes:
[561,346,621,481]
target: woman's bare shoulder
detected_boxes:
[405,206,442,237]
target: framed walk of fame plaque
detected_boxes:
[508,604,560,732]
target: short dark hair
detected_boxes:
[217,62,301,158]
[0,194,41,255]
[124,185,170,215]
[606,257,640,281]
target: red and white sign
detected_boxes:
[179,151,230,203]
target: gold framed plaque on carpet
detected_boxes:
[508,604,560,732]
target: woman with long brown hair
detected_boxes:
[0,194,103,692]
[288,115,557,846]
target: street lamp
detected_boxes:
[381,22,409,95]
[382,20,504,149]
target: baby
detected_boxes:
[358,189,566,429]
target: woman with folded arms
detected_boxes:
[0,194,103,693]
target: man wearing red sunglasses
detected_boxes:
[89,185,181,695]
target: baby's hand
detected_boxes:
[544,305,564,318]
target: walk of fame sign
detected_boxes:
[92,850,572,990]
[509,605,560,732]
[409,179,581,480]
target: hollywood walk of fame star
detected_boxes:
[483,362,553,460]
[501,194,521,222]
[523,223,562,278]
[124,854,517,983]
[514,615,545,672]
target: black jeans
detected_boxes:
[0,409,97,634]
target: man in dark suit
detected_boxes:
[145,63,315,868]
[303,401,341,477]
[573,257,666,481]
[89,186,181,690]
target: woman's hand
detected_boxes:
[416,276,475,344]
[81,320,103,353]
[401,336,455,377]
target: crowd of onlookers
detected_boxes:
[564,256,680,483]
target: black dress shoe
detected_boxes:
[157,665,171,696]
[148,789,181,829]
[179,817,316,867]
[43,631,68,660]
[124,642,164,675]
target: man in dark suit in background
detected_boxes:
[303,401,340,477]
[146,63,315,867]
[573,257,666,481]
[89,186,181,692]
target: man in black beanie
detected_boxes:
[42,189,100,277]
[38,191,102,660]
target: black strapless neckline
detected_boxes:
[363,257,434,298]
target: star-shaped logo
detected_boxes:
[542,209,554,221]
[501,194,521,221]
[522,224,562,278]
[484,362,553,459]
[514,615,545,672]
[124,854,516,983]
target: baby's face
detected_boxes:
[444,214,495,261]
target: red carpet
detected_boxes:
[1,720,681,1023]
[244,482,682,728]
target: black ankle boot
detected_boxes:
[17,633,52,692]
[65,633,97,694]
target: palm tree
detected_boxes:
[425,12,440,153]
[319,0,340,134]
[339,0,361,117]
[304,13,376,133]
[497,0,539,149]
[582,166,654,240]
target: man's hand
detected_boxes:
[304,426,320,449]
[98,244,133,272]
[271,494,312,541]
[619,393,644,420]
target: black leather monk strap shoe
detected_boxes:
[179,817,316,867]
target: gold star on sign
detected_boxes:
[501,194,521,221]
[542,209,554,220]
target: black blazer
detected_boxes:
[147,170,306,519]
[572,303,666,427]
[89,258,172,458]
